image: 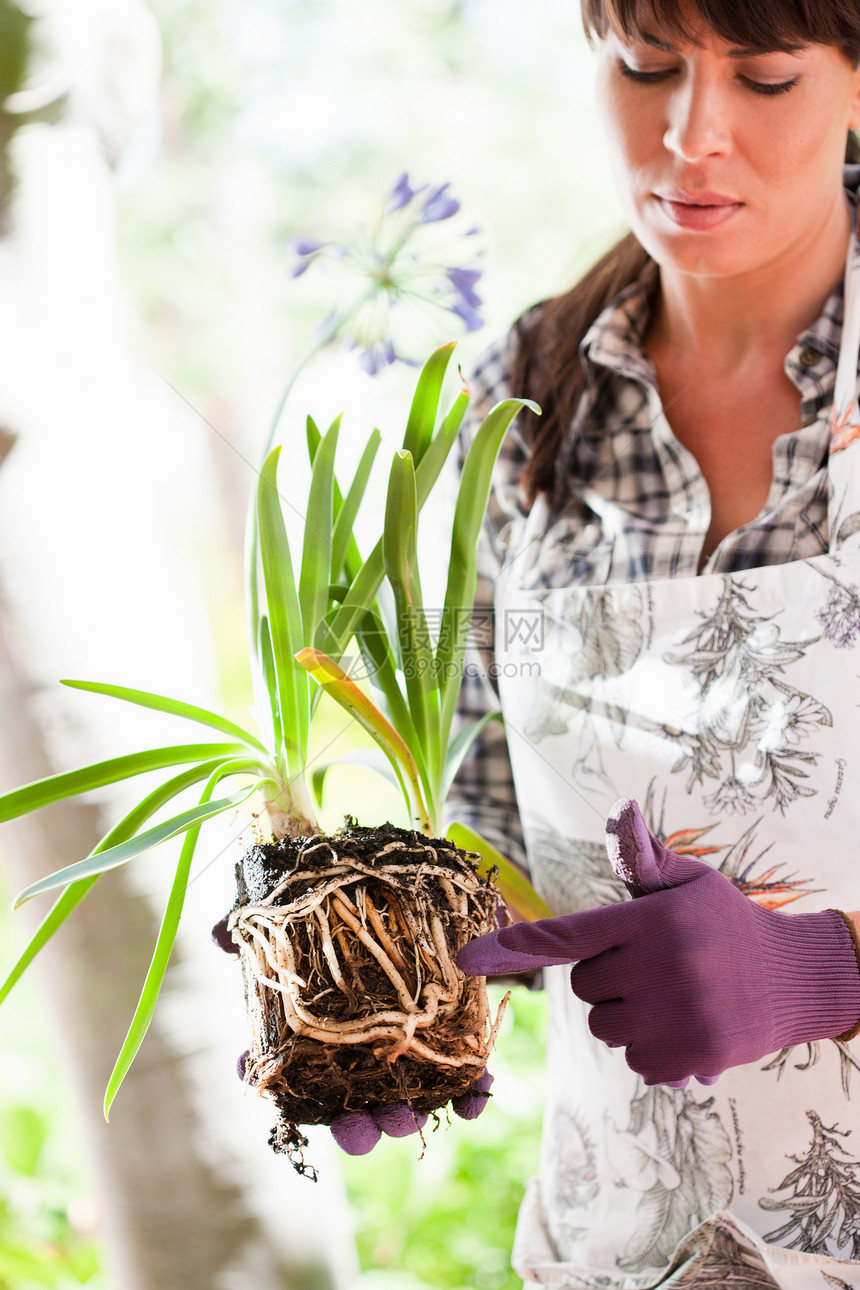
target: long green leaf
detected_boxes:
[256,446,309,777]
[402,342,456,465]
[60,680,267,754]
[436,397,540,764]
[258,616,283,757]
[354,607,420,752]
[331,427,381,583]
[103,756,263,1120]
[383,450,437,776]
[13,784,258,908]
[441,711,504,802]
[322,388,470,655]
[296,648,430,832]
[0,742,246,823]
[0,757,235,1007]
[300,415,340,649]
[446,822,553,921]
[306,413,322,466]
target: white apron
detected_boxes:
[494,224,860,1289]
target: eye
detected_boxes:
[617,61,799,95]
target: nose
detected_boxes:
[663,73,732,162]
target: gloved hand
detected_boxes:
[326,1070,493,1155]
[457,799,860,1087]
[212,916,493,1153]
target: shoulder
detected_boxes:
[463,303,548,449]
[455,307,548,540]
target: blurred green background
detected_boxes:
[0,0,621,1285]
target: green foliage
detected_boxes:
[0,886,104,1289]
[0,339,543,1119]
[301,389,538,834]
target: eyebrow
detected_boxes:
[640,31,806,57]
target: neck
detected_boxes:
[645,190,853,377]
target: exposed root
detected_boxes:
[229,821,503,1173]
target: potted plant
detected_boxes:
[0,176,549,1176]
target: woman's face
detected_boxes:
[594,11,860,277]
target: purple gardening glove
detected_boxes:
[328,1071,493,1156]
[457,799,860,1087]
[214,915,493,1153]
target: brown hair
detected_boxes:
[515,0,860,507]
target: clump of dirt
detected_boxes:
[228,820,506,1174]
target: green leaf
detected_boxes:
[402,342,456,465]
[103,756,262,1120]
[13,783,258,908]
[331,427,381,583]
[436,397,540,763]
[383,450,438,780]
[256,446,309,776]
[446,822,553,921]
[60,679,267,754]
[258,615,283,756]
[0,742,246,823]
[441,711,504,802]
[296,648,430,832]
[306,413,322,465]
[300,414,340,649]
[323,388,469,655]
[0,758,233,1007]
[354,606,419,750]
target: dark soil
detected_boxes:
[231,820,500,1167]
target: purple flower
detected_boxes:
[288,237,329,278]
[451,299,484,332]
[446,266,482,308]
[421,183,460,223]
[288,174,484,377]
[389,172,422,212]
[355,340,397,376]
[815,582,860,648]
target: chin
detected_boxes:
[635,224,757,279]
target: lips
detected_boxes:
[657,188,740,206]
[654,189,742,230]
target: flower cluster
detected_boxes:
[814,582,860,649]
[287,173,484,375]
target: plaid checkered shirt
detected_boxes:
[445,167,860,874]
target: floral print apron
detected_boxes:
[494,224,860,1289]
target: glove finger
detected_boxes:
[212,915,240,955]
[662,1077,691,1089]
[451,1069,493,1120]
[570,949,625,1005]
[586,998,629,1048]
[372,1103,428,1137]
[331,1111,382,1155]
[695,1074,721,1086]
[606,799,708,893]
[459,905,627,976]
[457,927,572,975]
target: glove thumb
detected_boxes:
[605,798,706,896]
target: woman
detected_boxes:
[449,0,860,1284]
